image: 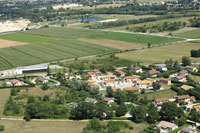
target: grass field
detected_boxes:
[139,89,177,100]
[0,120,148,133]
[175,29,200,39]
[0,33,56,43]
[189,75,200,82]
[88,32,184,45]
[0,89,10,117]
[0,27,185,70]
[117,42,200,64]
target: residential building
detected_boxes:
[123,75,139,83]
[176,95,195,104]
[157,66,168,72]
[179,127,197,133]
[10,79,23,86]
[147,69,160,77]
[112,88,119,92]
[154,98,168,106]
[104,97,115,105]
[100,74,116,80]
[114,69,126,77]
[104,79,117,87]
[131,66,142,73]
[178,70,189,76]
[186,66,198,72]
[38,76,48,83]
[156,78,171,85]
[194,105,200,112]
[123,87,140,92]
[155,121,178,131]
[136,80,152,89]
[173,75,187,82]
[181,85,193,91]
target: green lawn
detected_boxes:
[88,32,184,45]
[139,89,177,100]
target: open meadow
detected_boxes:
[117,42,200,64]
[0,27,185,71]
[0,89,10,117]
[174,29,200,39]
[139,89,177,100]
[0,120,148,133]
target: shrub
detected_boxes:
[0,125,4,131]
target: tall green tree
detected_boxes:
[160,102,179,121]
[182,56,191,66]
[131,105,147,123]
[147,104,159,123]
[116,103,127,117]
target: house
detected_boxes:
[157,66,168,72]
[155,121,178,131]
[104,79,117,87]
[154,97,168,106]
[136,80,152,89]
[123,75,139,83]
[123,87,140,92]
[173,75,187,82]
[100,74,116,80]
[114,69,126,77]
[87,79,96,86]
[104,97,115,105]
[156,78,171,85]
[38,76,48,83]
[147,69,160,77]
[176,95,195,104]
[194,105,200,112]
[112,88,119,92]
[10,79,23,86]
[179,127,197,133]
[181,85,193,91]
[131,66,142,73]
[85,97,97,104]
[186,66,198,72]
[93,69,102,76]
[178,70,189,76]
[88,69,102,78]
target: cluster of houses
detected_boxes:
[4,79,29,87]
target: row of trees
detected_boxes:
[131,102,186,126]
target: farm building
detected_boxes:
[16,64,48,74]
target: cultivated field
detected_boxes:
[0,89,10,117]
[117,42,200,64]
[0,27,185,70]
[78,38,144,50]
[88,31,184,45]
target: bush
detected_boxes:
[25,115,31,121]
[0,125,4,131]
[129,126,134,130]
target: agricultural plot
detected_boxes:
[87,32,184,45]
[117,42,200,64]
[174,29,200,39]
[0,27,186,70]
